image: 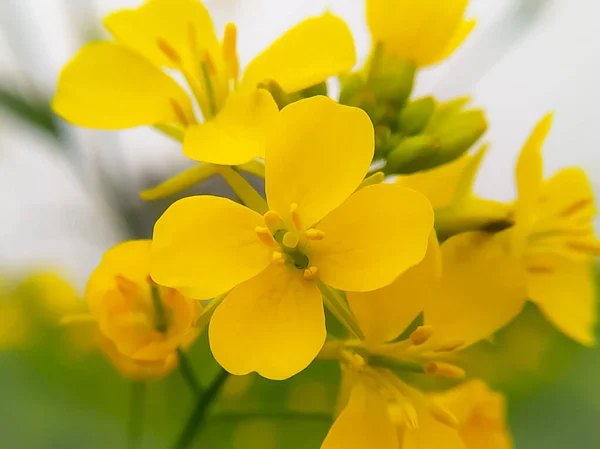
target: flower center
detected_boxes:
[255,204,325,280]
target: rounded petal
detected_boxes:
[183,90,279,165]
[266,96,374,229]
[208,263,325,380]
[425,232,528,347]
[104,0,220,80]
[367,0,471,67]
[347,232,441,343]
[525,254,597,346]
[151,196,271,300]
[241,13,356,93]
[52,42,193,129]
[321,379,399,449]
[310,184,434,292]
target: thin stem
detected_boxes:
[236,160,265,179]
[195,293,227,332]
[140,163,220,201]
[153,124,185,142]
[318,282,364,340]
[217,166,268,214]
[128,382,146,449]
[201,62,218,118]
[177,349,203,396]
[172,369,230,449]
[150,285,168,333]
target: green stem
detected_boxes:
[195,293,227,332]
[140,163,220,201]
[128,382,146,449]
[150,286,168,333]
[172,369,230,449]
[177,349,203,396]
[153,124,185,142]
[201,62,218,118]
[318,282,364,340]
[217,165,268,214]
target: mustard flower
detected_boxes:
[151,96,434,380]
[52,0,356,166]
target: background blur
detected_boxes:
[0,0,599,448]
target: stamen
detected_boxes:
[303,266,318,280]
[566,240,600,256]
[222,22,239,80]
[255,226,278,247]
[114,274,138,297]
[290,203,302,231]
[423,362,466,379]
[156,38,182,64]
[282,232,299,249]
[305,229,325,240]
[169,99,189,126]
[341,352,366,372]
[264,210,283,232]
[429,403,460,429]
[560,199,593,218]
[410,325,434,346]
[526,265,554,274]
[203,51,216,76]
[272,251,285,264]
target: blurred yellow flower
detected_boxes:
[366,0,475,67]
[425,115,599,347]
[151,96,434,380]
[52,0,355,165]
[86,240,202,363]
[321,235,513,449]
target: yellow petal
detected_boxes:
[367,0,471,67]
[208,263,325,380]
[321,379,399,449]
[525,254,597,346]
[53,42,194,129]
[183,89,279,165]
[430,19,477,66]
[266,96,374,229]
[86,240,153,316]
[425,232,527,347]
[397,153,473,209]
[347,232,441,343]
[311,184,434,292]
[241,13,355,93]
[104,0,221,80]
[402,407,466,449]
[151,196,271,300]
[514,114,553,221]
[434,380,513,449]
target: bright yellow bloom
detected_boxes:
[321,236,511,449]
[52,0,356,165]
[86,240,202,362]
[403,380,512,449]
[426,115,599,346]
[151,96,434,380]
[366,0,475,67]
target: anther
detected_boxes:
[203,51,216,75]
[272,251,285,265]
[169,99,189,126]
[282,232,299,249]
[410,325,434,346]
[423,362,466,379]
[222,22,239,80]
[429,403,460,429]
[305,229,325,240]
[156,38,182,64]
[255,226,278,247]
[290,203,302,231]
[303,266,318,280]
[264,210,283,232]
[433,340,465,352]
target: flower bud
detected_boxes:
[433,109,487,166]
[397,96,435,136]
[384,135,441,174]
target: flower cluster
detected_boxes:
[50,0,599,448]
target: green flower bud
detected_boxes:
[368,57,416,107]
[339,72,366,107]
[433,109,487,166]
[384,135,441,174]
[397,96,436,135]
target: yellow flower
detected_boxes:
[151,96,434,380]
[366,0,475,67]
[52,0,356,166]
[85,240,202,363]
[320,237,513,449]
[426,115,599,347]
